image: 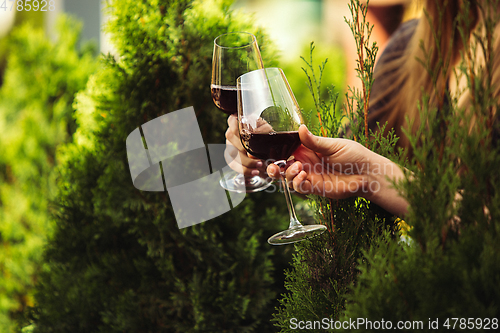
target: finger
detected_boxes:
[286,162,304,193]
[285,161,303,181]
[226,152,259,176]
[243,157,263,170]
[224,138,250,163]
[298,124,340,156]
[225,147,244,174]
[292,170,313,195]
[267,163,280,179]
[225,128,244,151]
[225,145,263,168]
[225,146,265,177]
[226,114,244,147]
[227,114,238,127]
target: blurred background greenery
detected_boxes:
[3,2,492,332]
[0,8,97,332]
[0,0,409,331]
[1,0,348,112]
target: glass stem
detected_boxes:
[277,162,301,229]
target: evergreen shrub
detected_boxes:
[24,0,319,332]
[0,10,45,87]
[0,17,96,333]
[282,42,346,121]
[344,1,500,329]
[274,1,500,332]
[273,1,402,331]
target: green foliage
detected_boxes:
[272,1,400,331]
[344,0,500,327]
[26,0,292,332]
[281,42,346,125]
[0,10,45,87]
[274,0,500,329]
[0,17,97,333]
[273,198,395,332]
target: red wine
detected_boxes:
[241,131,301,161]
[211,84,237,115]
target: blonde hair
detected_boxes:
[368,0,499,152]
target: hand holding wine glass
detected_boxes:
[211,31,271,192]
[237,67,327,245]
[266,125,410,217]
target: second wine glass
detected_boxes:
[237,67,327,245]
[211,32,271,193]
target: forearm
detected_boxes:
[362,154,409,217]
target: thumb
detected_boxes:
[298,125,337,156]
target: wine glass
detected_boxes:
[237,67,327,245]
[211,32,272,193]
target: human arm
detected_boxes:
[267,125,409,217]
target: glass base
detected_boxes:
[268,224,327,245]
[219,170,272,193]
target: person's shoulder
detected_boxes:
[391,18,419,45]
[378,18,419,63]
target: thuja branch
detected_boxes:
[301,42,328,137]
[345,0,378,146]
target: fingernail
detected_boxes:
[256,161,263,168]
[251,169,260,176]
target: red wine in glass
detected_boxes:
[211,85,238,115]
[237,67,327,245]
[241,131,301,161]
[211,32,271,193]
